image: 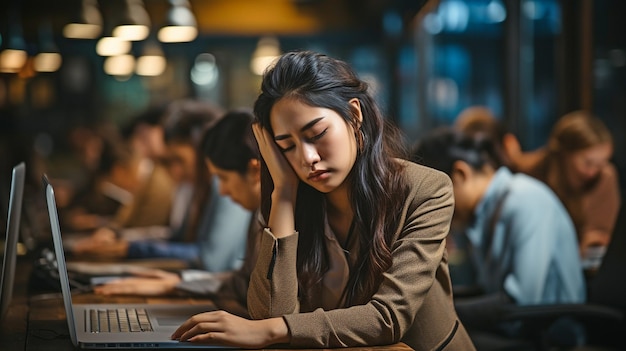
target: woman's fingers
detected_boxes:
[171,311,282,348]
[171,312,208,340]
[252,124,299,191]
[178,321,223,343]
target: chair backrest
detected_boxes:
[588,204,626,313]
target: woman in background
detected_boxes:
[528,111,621,268]
[413,128,585,334]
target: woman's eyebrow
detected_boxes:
[274,117,325,141]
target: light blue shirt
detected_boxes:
[465,167,586,305]
[127,177,251,272]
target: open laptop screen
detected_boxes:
[1,162,25,321]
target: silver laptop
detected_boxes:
[43,174,223,349]
[1,162,25,321]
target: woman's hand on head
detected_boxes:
[171,311,289,348]
[252,123,298,238]
[252,123,299,194]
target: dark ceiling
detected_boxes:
[1,0,430,46]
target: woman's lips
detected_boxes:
[308,170,329,181]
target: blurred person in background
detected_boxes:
[525,111,621,271]
[57,122,136,231]
[454,105,545,174]
[413,127,585,336]
[122,103,170,164]
[73,100,251,272]
[92,109,263,316]
[454,108,620,271]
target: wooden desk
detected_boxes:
[1,254,413,351]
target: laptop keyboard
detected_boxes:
[89,308,154,333]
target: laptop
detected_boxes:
[1,162,25,321]
[43,174,223,349]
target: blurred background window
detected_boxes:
[0,0,624,192]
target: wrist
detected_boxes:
[271,184,298,204]
[263,317,290,346]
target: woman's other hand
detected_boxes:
[171,311,289,348]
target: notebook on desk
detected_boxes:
[1,163,25,322]
[43,174,226,349]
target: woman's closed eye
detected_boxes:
[278,143,295,153]
[277,128,328,153]
[306,128,328,143]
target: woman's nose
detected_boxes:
[300,142,320,168]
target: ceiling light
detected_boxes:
[191,53,218,87]
[113,0,151,41]
[63,0,103,39]
[136,40,167,76]
[96,36,131,56]
[158,0,198,43]
[250,36,281,76]
[104,54,135,77]
[34,21,62,73]
[0,13,27,73]
[0,49,27,73]
[34,53,62,72]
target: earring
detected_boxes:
[356,129,365,152]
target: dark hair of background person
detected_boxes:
[64,122,134,218]
[253,50,410,307]
[200,109,259,174]
[412,127,503,175]
[161,100,224,243]
[454,106,511,168]
[120,103,170,140]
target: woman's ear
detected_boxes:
[451,160,472,184]
[248,159,261,180]
[349,98,363,126]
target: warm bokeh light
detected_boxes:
[157,26,198,43]
[0,49,27,73]
[34,52,63,72]
[63,23,102,39]
[103,54,135,76]
[113,24,150,41]
[96,37,132,56]
[136,55,167,76]
[250,36,281,75]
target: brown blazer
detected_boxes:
[247,161,475,350]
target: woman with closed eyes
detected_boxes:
[172,51,475,350]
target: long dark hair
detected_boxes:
[253,51,409,307]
